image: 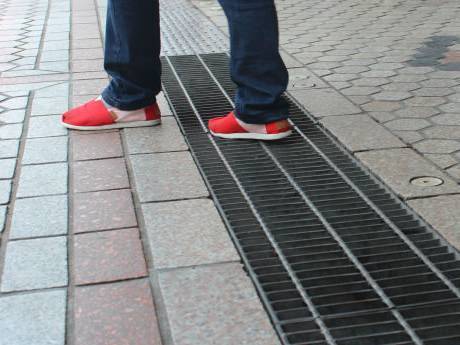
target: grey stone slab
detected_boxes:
[39,61,69,73]
[0,290,66,345]
[320,115,405,152]
[28,115,67,138]
[17,163,67,198]
[356,148,460,199]
[158,263,280,345]
[130,152,208,202]
[156,92,173,116]
[409,195,460,250]
[0,180,11,205]
[124,117,187,154]
[0,158,16,179]
[0,124,23,140]
[10,195,68,239]
[143,199,238,269]
[31,97,68,116]
[22,136,68,164]
[34,83,69,98]
[0,109,26,124]
[289,88,361,118]
[0,206,6,233]
[288,67,327,90]
[1,237,68,292]
[0,97,28,110]
[40,50,69,62]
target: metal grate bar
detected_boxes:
[161,53,460,345]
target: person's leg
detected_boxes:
[61,0,162,130]
[218,0,289,124]
[102,0,162,110]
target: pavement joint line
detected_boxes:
[153,260,245,273]
[137,195,212,205]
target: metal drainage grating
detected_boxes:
[161,53,460,345]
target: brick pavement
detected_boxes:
[0,0,279,344]
[194,0,460,249]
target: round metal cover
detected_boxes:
[410,176,444,187]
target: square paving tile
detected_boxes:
[73,189,137,233]
[27,115,68,138]
[10,195,68,239]
[158,263,280,345]
[0,159,16,179]
[1,237,68,292]
[0,290,66,345]
[0,206,6,234]
[74,279,162,345]
[34,83,69,98]
[16,163,67,198]
[22,136,68,164]
[0,109,26,123]
[124,117,187,154]
[72,158,129,193]
[72,79,107,96]
[0,180,11,205]
[74,228,147,285]
[143,199,238,269]
[0,124,23,140]
[130,152,208,202]
[0,140,19,159]
[31,96,68,116]
[72,131,123,160]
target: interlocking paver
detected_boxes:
[72,131,123,160]
[385,118,431,131]
[10,195,68,239]
[74,279,162,345]
[394,107,440,118]
[130,152,208,202]
[27,115,68,138]
[124,117,187,154]
[0,158,16,179]
[22,136,68,164]
[17,163,67,198]
[72,158,129,193]
[143,199,238,269]
[159,263,280,345]
[74,228,147,285]
[0,290,66,345]
[1,237,68,292]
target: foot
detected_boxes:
[208,111,292,140]
[61,97,161,130]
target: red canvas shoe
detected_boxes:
[209,111,292,140]
[61,99,161,130]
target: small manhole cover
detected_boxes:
[411,176,444,187]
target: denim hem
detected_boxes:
[234,108,289,124]
[101,90,157,111]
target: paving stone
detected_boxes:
[72,78,107,96]
[17,163,67,198]
[369,111,397,123]
[72,48,104,60]
[40,50,69,62]
[124,118,187,154]
[0,290,66,345]
[404,97,446,107]
[73,158,129,193]
[352,78,390,87]
[323,73,358,82]
[22,136,68,164]
[31,96,68,116]
[0,124,23,140]
[413,87,454,97]
[72,131,122,160]
[156,92,172,116]
[0,97,28,109]
[356,148,460,199]
[423,126,460,140]
[73,189,137,233]
[414,139,460,154]
[70,59,104,73]
[334,66,369,74]
[74,279,162,345]
[0,158,16,179]
[74,228,147,285]
[34,83,69,98]
[394,107,439,118]
[425,154,458,170]
[391,74,428,83]
[0,206,6,233]
[143,199,238,269]
[385,118,431,131]
[421,79,459,88]
[10,195,68,239]
[431,113,460,126]
[439,103,460,113]
[130,152,208,202]
[342,86,380,96]
[28,115,67,138]
[447,164,460,180]
[159,263,280,345]
[0,180,11,205]
[0,109,26,124]
[288,67,327,89]
[362,101,401,112]
[289,88,361,117]
[408,195,460,249]
[321,114,404,152]
[361,70,397,78]
[372,91,412,101]
[1,237,68,292]
[381,82,421,92]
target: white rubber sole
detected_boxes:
[61,119,161,131]
[210,130,292,141]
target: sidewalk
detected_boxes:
[0,0,278,344]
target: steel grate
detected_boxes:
[161,53,460,345]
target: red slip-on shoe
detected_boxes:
[61,99,161,131]
[209,111,292,140]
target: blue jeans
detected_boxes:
[102,0,289,124]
